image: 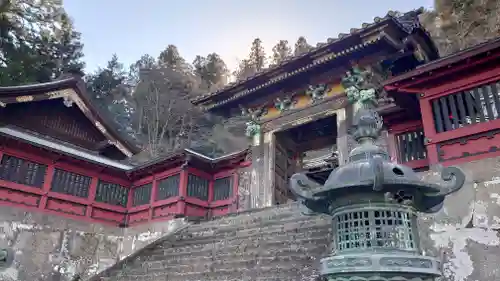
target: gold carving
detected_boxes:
[313,53,333,64]
[323,109,337,116]
[15,95,34,103]
[292,117,313,127]
[46,89,71,99]
[95,121,107,133]
[116,142,133,157]
[73,96,89,112]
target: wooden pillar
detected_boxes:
[336,107,349,166]
[207,179,214,218]
[249,131,266,209]
[85,177,98,218]
[177,168,188,215]
[230,172,239,212]
[419,97,439,165]
[148,178,158,221]
[38,164,54,210]
[262,131,275,207]
[386,132,399,163]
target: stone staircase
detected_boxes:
[93,203,333,281]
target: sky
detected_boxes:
[64,0,434,74]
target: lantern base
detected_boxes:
[320,253,441,280]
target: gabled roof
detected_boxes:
[191,8,437,109]
[128,148,249,177]
[0,75,141,157]
[384,37,500,88]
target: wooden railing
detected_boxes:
[431,81,500,133]
[0,148,239,226]
[395,128,427,166]
[127,168,237,225]
[420,74,500,166]
[389,121,429,169]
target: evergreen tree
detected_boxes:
[192,53,228,91]
[85,55,133,133]
[248,38,266,72]
[293,36,313,56]
[271,40,292,65]
[233,59,255,81]
[0,0,85,85]
[157,44,190,73]
[128,54,156,85]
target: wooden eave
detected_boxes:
[0,128,133,173]
[127,148,249,178]
[384,37,500,92]
[199,35,403,112]
[191,8,429,110]
[0,76,141,157]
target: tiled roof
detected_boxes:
[0,76,142,156]
[191,7,431,106]
[384,36,500,86]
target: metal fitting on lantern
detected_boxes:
[289,66,466,281]
[0,247,14,271]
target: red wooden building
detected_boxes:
[3,36,500,227]
[0,76,248,226]
[385,38,500,169]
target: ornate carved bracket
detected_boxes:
[239,105,266,140]
[305,83,330,103]
[274,96,296,112]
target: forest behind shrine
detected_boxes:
[1,0,499,163]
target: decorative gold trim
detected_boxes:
[203,38,382,111]
[46,89,72,99]
[292,117,313,127]
[94,121,107,134]
[15,95,34,103]
[45,88,134,157]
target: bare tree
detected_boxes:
[133,67,204,157]
[421,0,500,56]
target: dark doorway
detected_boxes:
[273,114,338,204]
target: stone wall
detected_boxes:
[96,155,500,281]
[418,157,500,281]
[3,155,500,281]
[0,206,187,281]
[236,165,252,212]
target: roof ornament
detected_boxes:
[63,96,74,107]
[305,83,330,103]
[239,105,266,143]
[289,64,466,280]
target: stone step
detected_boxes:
[136,254,321,274]
[148,227,331,257]
[139,237,330,268]
[185,203,305,227]
[147,242,329,264]
[97,204,332,281]
[184,209,322,233]
[171,222,330,246]
[152,214,325,245]
[164,215,329,241]
[136,265,320,281]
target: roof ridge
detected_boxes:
[191,7,425,104]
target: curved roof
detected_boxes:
[384,37,500,87]
[191,7,438,108]
[0,75,141,157]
